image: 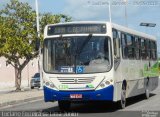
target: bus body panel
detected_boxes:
[111,23,158,101]
[43,85,114,102]
[114,59,159,101]
[42,21,158,103]
[114,77,159,101]
[42,70,114,91]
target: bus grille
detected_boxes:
[57,77,95,84]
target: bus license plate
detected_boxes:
[70,94,82,99]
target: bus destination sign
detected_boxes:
[47,24,106,35]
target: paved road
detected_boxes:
[1,81,160,117]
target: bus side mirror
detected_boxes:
[35,38,40,51]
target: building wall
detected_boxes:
[0,57,39,90]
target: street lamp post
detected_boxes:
[35,0,40,38]
[140,23,156,27]
[124,0,128,27]
[108,1,112,23]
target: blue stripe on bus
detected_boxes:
[43,85,114,102]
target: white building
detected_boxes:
[0,57,39,90]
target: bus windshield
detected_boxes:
[43,36,111,74]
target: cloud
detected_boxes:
[63,0,109,21]
[63,0,159,24]
[63,0,160,52]
[0,0,159,52]
[63,0,141,21]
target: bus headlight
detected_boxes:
[105,81,111,85]
[45,81,56,89]
[96,79,113,90]
[45,82,50,86]
[100,83,105,88]
[50,83,55,88]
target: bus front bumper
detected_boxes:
[43,85,114,102]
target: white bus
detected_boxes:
[42,21,159,110]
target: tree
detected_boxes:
[0,0,71,91]
[40,13,71,35]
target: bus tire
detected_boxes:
[58,101,71,111]
[145,78,150,99]
[120,83,126,109]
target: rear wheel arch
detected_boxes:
[146,77,150,87]
[119,79,127,109]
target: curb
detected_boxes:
[0,96,43,108]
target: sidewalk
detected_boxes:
[0,88,43,108]
[0,87,30,94]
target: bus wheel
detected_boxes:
[58,101,71,111]
[120,84,126,109]
[145,79,150,99]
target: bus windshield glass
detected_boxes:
[43,36,111,74]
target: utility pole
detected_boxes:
[35,0,43,89]
[36,0,40,38]
[108,1,112,23]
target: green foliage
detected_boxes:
[0,0,37,65]
[0,0,71,90]
[0,0,71,69]
[40,13,71,38]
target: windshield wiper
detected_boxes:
[74,34,93,71]
[76,34,93,55]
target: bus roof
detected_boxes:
[111,23,156,41]
[45,21,156,40]
[47,21,107,26]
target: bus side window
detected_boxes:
[145,39,151,60]
[113,29,120,59]
[121,33,128,59]
[135,37,141,60]
[141,38,147,60]
[147,40,151,60]
[151,41,157,60]
[155,42,157,60]
[150,41,154,59]
[126,34,135,59]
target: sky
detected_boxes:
[0,0,160,53]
